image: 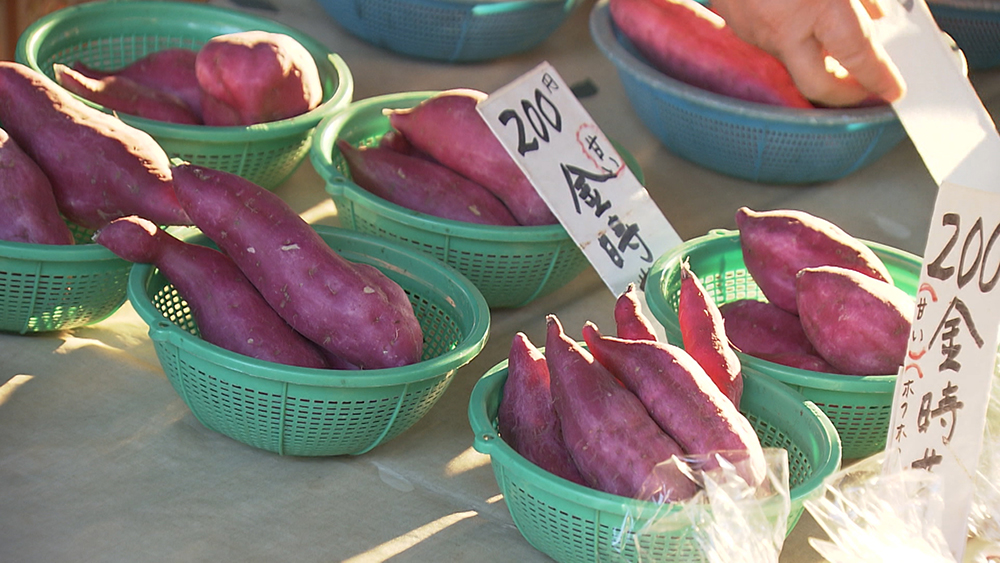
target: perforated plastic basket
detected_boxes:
[589,0,908,185]
[469,356,841,563]
[16,0,354,191]
[128,225,490,456]
[311,91,643,309]
[316,0,583,62]
[644,229,923,460]
[0,225,130,334]
[929,0,1000,70]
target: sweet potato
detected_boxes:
[736,207,893,314]
[545,314,698,501]
[678,260,742,406]
[614,282,660,341]
[195,31,322,126]
[94,216,331,368]
[718,298,816,357]
[337,139,519,226]
[71,48,203,118]
[581,321,766,488]
[53,64,201,125]
[0,127,75,245]
[608,0,814,108]
[385,89,558,226]
[0,61,191,230]
[170,162,423,369]
[795,265,913,376]
[497,332,588,486]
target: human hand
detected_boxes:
[710,0,906,107]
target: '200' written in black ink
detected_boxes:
[925,212,1000,293]
[497,89,562,156]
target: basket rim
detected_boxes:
[468,355,842,519]
[14,0,355,141]
[645,228,920,392]
[312,90,582,242]
[0,238,121,262]
[128,224,491,388]
[588,0,899,126]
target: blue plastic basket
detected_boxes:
[929,0,1000,70]
[588,0,908,185]
[316,0,583,62]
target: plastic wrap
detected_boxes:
[615,448,791,563]
[968,360,999,543]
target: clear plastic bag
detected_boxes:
[614,448,791,563]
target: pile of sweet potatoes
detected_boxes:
[337,89,557,227]
[498,284,764,501]
[54,30,323,126]
[722,207,914,376]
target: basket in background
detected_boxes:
[310,91,644,309]
[128,226,490,456]
[929,0,1000,70]
[315,0,583,62]
[588,0,909,185]
[0,225,130,334]
[643,229,923,460]
[16,0,354,191]
[469,357,841,563]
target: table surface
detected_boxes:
[2,0,998,561]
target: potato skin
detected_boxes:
[582,322,766,489]
[170,163,424,369]
[0,61,191,230]
[0,127,74,245]
[386,89,558,227]
[719,298,816,357]
[795,265,913,376]
[72,48,203,118]
[545,315,698,501]
[614,283,660,342]
[195,31,322,126]
[497,332,587,486]
[94,215,330,368]
[54,64,201,125]
[736,207,893,314]
[609,0,814,108]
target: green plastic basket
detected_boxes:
[310,91,643,309]
[469,357,841,563]
[16,0,354,191]
[128,225,490,456]
[644,229,923,461]
[0,225,130,334]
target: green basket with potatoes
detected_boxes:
[644,229,923,461]
[0,225,130,334]
[310,91,643,309]
[128,225,490,456]
[16,0,354,191]
[469,357,841,563]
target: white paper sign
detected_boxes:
[873,0,1000,558]
[476,62,683,298]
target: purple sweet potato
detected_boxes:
[0,127,74,245]
[545,314,698,501]
[337,139,519,226]
[795,265,913,376]
[736,207,893,314]
[582,321,766,488]
[0,61,191,230]
[614,282,660,341]
[170,162,423,369]
[609,0,814,108]
[678,260,743,406]
[53,64,201,125]
[195,31,322,126]
[94,215,330,368]
[718,298,817,357]
[71,48,203,118]
[497,332,588,486]
[385,89,558,227]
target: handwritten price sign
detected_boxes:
[477,62,682,297]
[874,0,1000,558]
